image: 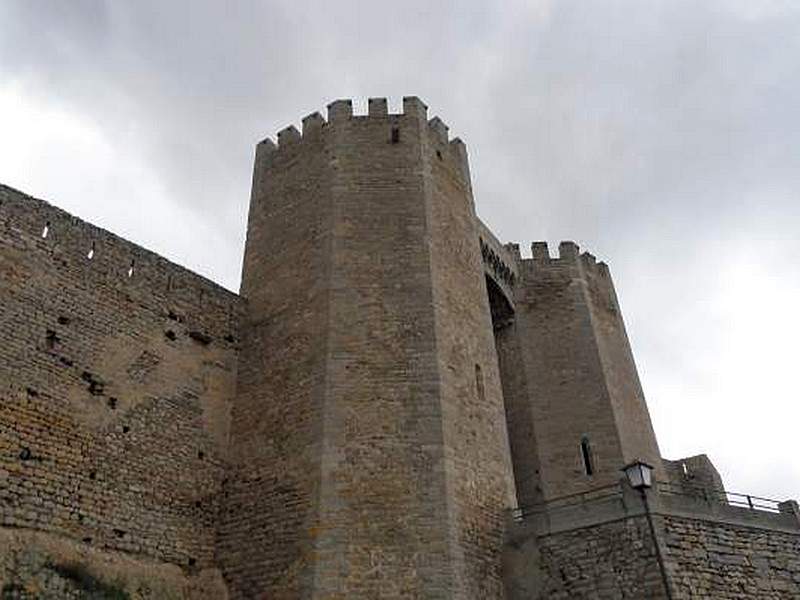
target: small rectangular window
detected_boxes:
[475,364,485,402]
[580,437,594,476]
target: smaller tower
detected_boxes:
[500,241,663,504]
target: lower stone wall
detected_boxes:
[504,517,668,599]
[504,488,800,599]
[0,529,228,599]
[663,516,800,599]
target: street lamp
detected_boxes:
[621,459,673,599]
[622,459,654,490]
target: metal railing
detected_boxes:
[511,480,788,522]
[510,483,624,521]
[655,480,784,513]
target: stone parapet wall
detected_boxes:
[664,454,726,496]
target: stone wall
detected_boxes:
[664,516,800,598]
[509,245,627,500]
[664,454,726,495]
[521,517,668,599]
[316,99,456,598]
[504,482,800,599]
[0,185,241,591]
[0,529,226,599]
[582,251,663,477]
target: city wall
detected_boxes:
[0,184,242,597]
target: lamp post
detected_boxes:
[622,460,673,600]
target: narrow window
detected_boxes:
[475,364,485,402]
[127,260,135,278]
[41,222,50,238]
[87,242,95,260]
[580,436,594,476]
[391,127,400,144]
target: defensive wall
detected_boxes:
[504,478,800,599]
[0,184,242,597]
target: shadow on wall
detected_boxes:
[0,515,229,599]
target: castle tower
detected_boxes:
[218,98,516,598]
[494,241,664,505]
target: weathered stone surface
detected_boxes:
[0,529,226,599]
[664,516,800,598]
[0,184,242,587]
[505,482,800,599]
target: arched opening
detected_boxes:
[485,275,513,331]
[485,274,542,506]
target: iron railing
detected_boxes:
[655,480,783,513]
[510,483,624,521]
[512,480,787,521]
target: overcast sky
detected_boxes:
[1,1,798,501]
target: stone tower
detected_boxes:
[493,241,664,506]
[217,97,516,598]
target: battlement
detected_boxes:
[0,184,242,333]
[525,240,610,277]
[253,97,471,181]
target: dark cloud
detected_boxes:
[1,0,798,499]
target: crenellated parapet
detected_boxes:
[515,240,620,320]
[252,97,472,185]
[526,240,610,278]
[0,184,241,335]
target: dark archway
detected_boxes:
[485,274,543,508]
[486,275,514,331]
